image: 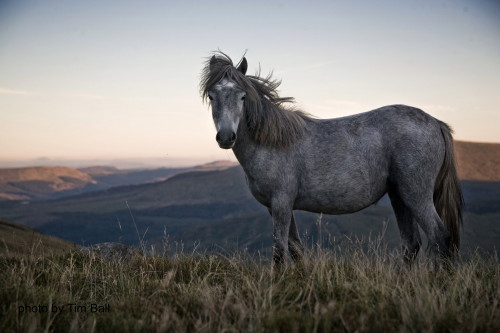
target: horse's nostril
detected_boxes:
[216,131,236,145]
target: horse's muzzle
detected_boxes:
[216,131,236,149]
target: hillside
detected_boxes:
[80,166,191,189]
[0,165,191,201]
[0,161,238,201]
[0,166,95,200]
[455,141,500,181]
[1,244,498,332]
[79,161,236,189]
[0,218,77,256]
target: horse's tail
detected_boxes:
[433,121,464,252]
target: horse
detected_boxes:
[200,52,464,266]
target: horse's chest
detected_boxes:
[244,174,271,206]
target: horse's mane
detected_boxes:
[200,52,312,149]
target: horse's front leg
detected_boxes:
[288,213,304,262]
[270,199,293,266]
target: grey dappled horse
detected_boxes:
[200,52,464,266]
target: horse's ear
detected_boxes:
[209,55,217,71]
[237,57,248,75]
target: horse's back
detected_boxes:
[310,104,445,161]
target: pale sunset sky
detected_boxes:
[1,0,499,167]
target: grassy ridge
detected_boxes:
[1,241,498,332]
[0,219,77,257]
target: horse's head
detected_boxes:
[207,56,248,149]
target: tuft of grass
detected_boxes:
[0,240,498,332]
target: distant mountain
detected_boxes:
[79,161,237,189]
[78,166,120,175]
[0,156,208,169]
[0,166,96,200]
[0,161,238,201]
[0,218,77,256]
[78,166,192,190]
[192,160,238,171]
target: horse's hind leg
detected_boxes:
[288,213,304,262]
[390,186,451,266]
[388,190,422,266]
[412,203,451,266]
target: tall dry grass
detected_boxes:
[0,238,498,332]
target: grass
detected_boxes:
[0,239,498,333]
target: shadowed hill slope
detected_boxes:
[0,218,77,256]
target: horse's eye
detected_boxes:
[241,95,246,101]
[208,95,213,101]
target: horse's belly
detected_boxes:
[295,199,374,214]
[294,182,387,214]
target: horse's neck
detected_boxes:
[232,122,257,166]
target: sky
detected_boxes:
[1,0,499,167]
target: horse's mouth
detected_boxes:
[218,142,235,149]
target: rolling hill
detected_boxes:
[0,165,191,201]
[0,161,237,201]
[0,218,77,257]
[0,166,96,200]
[455,141,500,181]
